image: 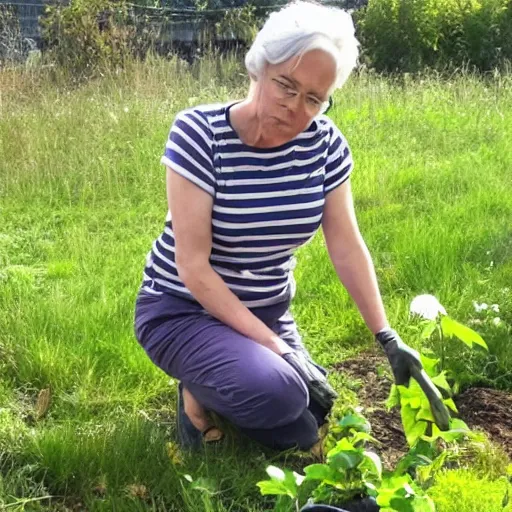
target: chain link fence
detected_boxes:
[0,1,46,63]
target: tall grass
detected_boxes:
[1,54,511,510]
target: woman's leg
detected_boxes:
[181,386,216,434]
[184,379,318,451]
[134,291,318,451]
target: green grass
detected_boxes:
[1,56,511,510]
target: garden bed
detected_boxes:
[334,351,512,467]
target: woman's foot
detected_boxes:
[182,387,223,442]
[176,383,223,448]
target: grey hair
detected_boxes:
[245,1,359,92]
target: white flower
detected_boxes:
[473,301,489,313]
[293,472,305,486]
[123,106,129,113]
[493,317,501,326]
[410,294,447,321]
[490,304,500,313]
[266,466,285,481]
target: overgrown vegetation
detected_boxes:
[357,0,512,72]
[3,0,508,78]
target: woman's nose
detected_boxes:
[285,93,302,113]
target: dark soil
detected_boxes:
[333,351,408,469]
[456,387,512,456]
[333,351,512,468]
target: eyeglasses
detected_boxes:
[271,78,333,116]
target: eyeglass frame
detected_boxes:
[269,76,334,116]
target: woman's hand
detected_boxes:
[268,335,294,356]
[282,351,338,413]
[375,328,422,386]
[376,328,451,431]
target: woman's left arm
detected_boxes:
[322,179,451,428]
[321,178,390,335]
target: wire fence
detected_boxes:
[4,1,45,39]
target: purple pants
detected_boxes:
[133,289,325,450]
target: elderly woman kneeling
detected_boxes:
[134,0,423,452]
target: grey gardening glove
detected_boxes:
[282,351,338,414]
[376,328,450,431]
[375,328,422,387]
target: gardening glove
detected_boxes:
[282,350,338,414]
[375,328,422,387]
[376,328,450,431]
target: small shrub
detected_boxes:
[40,0,135,79]
[358,0,512,72]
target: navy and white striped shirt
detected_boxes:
[141,101,353,308]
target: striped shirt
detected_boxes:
[141,101,354,308]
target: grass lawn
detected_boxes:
[1,56,511,511]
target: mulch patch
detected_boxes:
[333,351,512,468]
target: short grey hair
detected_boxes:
[245,1,359,92]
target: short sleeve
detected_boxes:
[161,109,216,197]
[324,123,354,194]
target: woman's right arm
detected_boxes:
[167,167,292,356]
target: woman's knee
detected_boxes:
[226,359,309,429]
[240,408,319,452]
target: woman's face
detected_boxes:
[256,49,336,140]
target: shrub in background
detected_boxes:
[357,0,512,72]
[40,0,135,79]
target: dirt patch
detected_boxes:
[455,387,512,457]
[333,351,512,468]
[334,351,408,469]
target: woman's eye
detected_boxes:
[276,80,296,95]
[307,97,321,106]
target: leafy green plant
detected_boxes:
[257,295,494,511]
[257,411,436,511]
[386,353,472,448]
[257,465,305,511]
[409,294,488,385]
[376,474,436,512]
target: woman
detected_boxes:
[134,0,424,453]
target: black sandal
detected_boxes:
[201,425,224,443]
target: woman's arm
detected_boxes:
[321,179,390,335]
[167,167,292,356]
